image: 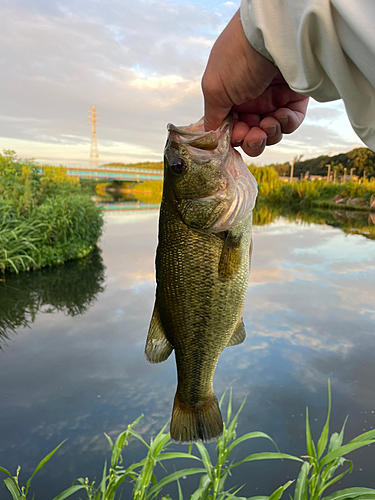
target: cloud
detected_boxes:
[0,0,367,167]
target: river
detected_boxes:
[0,204,375,498]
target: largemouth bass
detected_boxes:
[145,115,257,443]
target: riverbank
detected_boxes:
[0,152,104,273]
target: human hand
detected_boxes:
[201,10,309,157]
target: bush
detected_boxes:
[0,152,104,273]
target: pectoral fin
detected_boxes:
[145,303,173,363]
[218,232,242,281]
[226,318,246,347]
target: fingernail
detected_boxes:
[264,126,276,137]
[249,140,263,150]
[279,116,288,126]
[233,140,242,147]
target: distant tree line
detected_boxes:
[268,147,375,179]
[104,148,375,179]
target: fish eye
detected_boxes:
[171,159,187,174]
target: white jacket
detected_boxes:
[240,0,375,150]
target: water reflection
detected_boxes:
[0,209,374,498]
[0,247,105,344]
[97,191,375,241]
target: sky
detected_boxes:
[0,0,365,168]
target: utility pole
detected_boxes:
[290,154,303,182]
[89,105,99,167]
[325,164,331,182]
[289,160,294,183]
[343,167,347,184]
[333,167,337,183]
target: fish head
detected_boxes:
[163,115,258,233]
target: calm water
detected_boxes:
[1,206,375,498]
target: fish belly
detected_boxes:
[155,206,252,442]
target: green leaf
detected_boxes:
[99,460,107,494]
[25,439,67,493]
[147,468,206,499]
[322,488,375,500]
[3,478,21,500]
[227,387,233,424]
[294,462,310,500]
[228,431,279,454]
[219,388,229,409]
[231,452,303,468]
[0,466,12,478]
[177,479,184,500]
[155,452,201,462]
[348,429,375,444]
[317,468,351,497]
[269,481,294,500]
[320,440,375,467]
[305,407,316,459]
[195,442,213,480]
[317,380,331,459]
[104,432,114,451]
[51,485,88,500]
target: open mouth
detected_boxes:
[167,116,232,151]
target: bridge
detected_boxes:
[39,165,163,182]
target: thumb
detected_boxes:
[203,101,232,132]
[202,73,232,131]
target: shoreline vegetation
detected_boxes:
[2,385,375,500]
[0,151,104,274]
[99,146,375,212]
[2,146,375,274]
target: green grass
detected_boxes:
[0,151,104,273]
[2,384,375,500]
[257,179,375,211]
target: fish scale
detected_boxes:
[145,115,257,443]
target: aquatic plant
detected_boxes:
[2,384,375,500]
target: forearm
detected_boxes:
[240,0,375,149]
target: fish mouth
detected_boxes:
[167,116,231,151]
[167,115,258,232]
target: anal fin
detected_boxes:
[144,304,173,363]
[226,318,246,347]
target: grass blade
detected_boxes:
[3,478,21,500]
[51,485,88,500]
[228,431,279,454]
[317,380,331,459]
[147,468,206,499]
[195,441,213,480]
[269,480,294,500]
[320,440,375,467]
[155,452,201,462]
[305,407,316,459]
[322,488,375,500]
[25,439,67,493]
[0,466,12,478]
[231,452,303,468]
[348,429,375,444]
[294,462,309,500]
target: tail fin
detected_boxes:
[170,393,223,443]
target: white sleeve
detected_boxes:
[240,0,375,150]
